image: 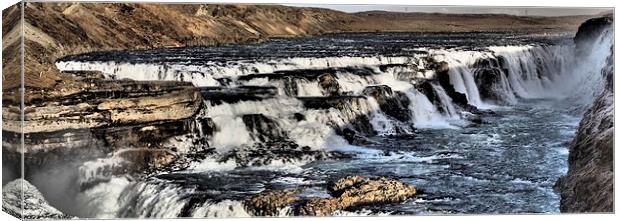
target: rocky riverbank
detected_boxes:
[555,16,614,213]
[244,176,417,216]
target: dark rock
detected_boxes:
[394,71,417,81]
[472,57,500,68]
[199,86,278,105]
[555,17,614,213]
[574,16,613,53]
[282,76,301,96]
[417,81,452,115]
[297,96,366,110]
[474,68,503,101]
[237,67,376,82]
[242,114,288,142]
[218,141,350,167]
[293,113,306,121]
[318,73,341,96]
[334,115,377,144]
[432,62,477,112]
[379,63,419,81]
[195,117,217,138]
[237,67,376,96]
[555,83,614,213]
[362,85,411,121]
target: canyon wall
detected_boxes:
[555,16,614,213]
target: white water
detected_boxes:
[56,32,614,218]
[56,56,416,87]
[56,41,609,151]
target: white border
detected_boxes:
[0,0,617,221]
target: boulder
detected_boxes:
[299,176,416,216]
[244,189,300,216]
[244,176,416,217]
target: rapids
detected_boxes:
[50,31,612,217]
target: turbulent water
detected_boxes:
[53,31,612,217]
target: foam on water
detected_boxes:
[52,31,614,217]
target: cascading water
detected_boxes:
[50,31,612,217]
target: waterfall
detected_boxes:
[54,35,615,218]
[56,38,611,150]
[56,42,602,150]
[430,84,459,118]
[73,177,252,218]
[561,26,614,112]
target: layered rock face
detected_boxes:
[2,77,204,183]
[555,16,614,213]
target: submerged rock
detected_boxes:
[2,179,71,219]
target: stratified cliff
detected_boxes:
[555,16,614,213]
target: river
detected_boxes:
[53,31,612,218]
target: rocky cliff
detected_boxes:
[555,16,614,213]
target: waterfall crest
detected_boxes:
[55,32,613,217]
